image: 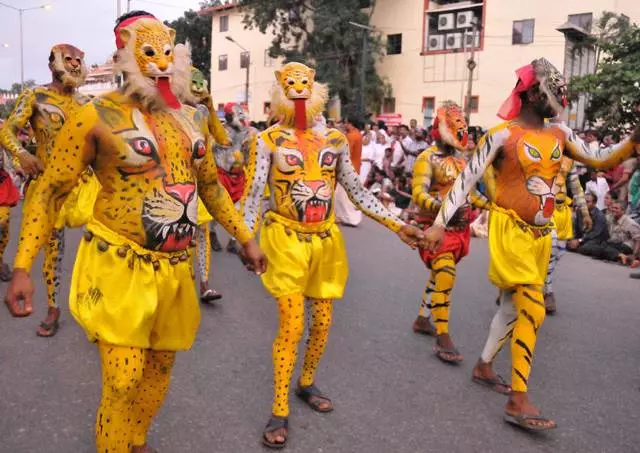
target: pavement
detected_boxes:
[0,214,639,453]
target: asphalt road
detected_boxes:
[0,214,639,453]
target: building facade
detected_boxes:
[201,0,640,128]
[373,0,640,129]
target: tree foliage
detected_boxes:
[242,0,389,119]
[570,12,640,134]
[165,9,213,80]
[0,80,37,119]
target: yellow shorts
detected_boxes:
[55,169,101,229]
[553,202,573,241]
[197,197,213,225]
[488,207,552,289]
[259,212,348,300]
[69,220,200,351]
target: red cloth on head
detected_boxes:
[217,168,246,203]
[0,170,21,207]
[497,64,537,120]
[115,14,156,49]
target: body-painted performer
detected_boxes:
[543,154,591,314]
[187,66,230,302]
[242,62,422,449]
[411,102,487,363]
[422,58,639,431]
[210,102,255,253]
[5,11,265,453]
[0,43,98,337]
[0,148,22,281]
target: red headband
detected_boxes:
[115,14,156,49]
[497,64,536,121]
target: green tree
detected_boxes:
[165,8,213,80]
[570,12,640,135]
[243,0,389,120]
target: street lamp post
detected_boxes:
[0,2,52,90]
[225,36,250,105]
[349,21,379,120]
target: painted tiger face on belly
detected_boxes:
[95,99,206,251]
[268,128,338,223]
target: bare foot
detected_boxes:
[412,315,436,336]
[472,359,511,394]
[505,391,556,430]
[619,254,630,266]
[36,306,60,337]
[544,293,556,315]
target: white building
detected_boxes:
[200,0,640,128]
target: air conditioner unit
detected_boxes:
[445,33,462,50]
[456,11,475,29]
[438,13,455,31]
[464,32,480,49]
[427,35,445,51]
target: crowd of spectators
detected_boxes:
[335,118,640,276]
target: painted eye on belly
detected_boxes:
[192,139,207,160]
[286,154,302,167]
[130,137,156,157]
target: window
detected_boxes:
[568,13,593,32]
[218,54,228,71]
[219,15,229,32]
[387,34,402,55]
[382,97,396,113]
[512,19,534,45]
[422,97,435,128]
[263,102,271,115]
[264,49,274,67]
[217,103,224,112]
[465,95,479,113]
[240,51,250,69]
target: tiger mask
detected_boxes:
[49,44,88,90]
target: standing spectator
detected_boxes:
[335,117,364,227]
[611,147,639,201]
[390,125,408,170]
[586,170,610,210]
[372,132,387,172]
[409,129,429,174]
[360,123,376,184]
[409,118,418,137]
[382,147,395,180]
[627,149,640,221]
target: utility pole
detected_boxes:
[359,32,367,119]
[464,18,480,125]
[244,53,250,105]
[127,0,132,12]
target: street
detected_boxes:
[0,214,638,453]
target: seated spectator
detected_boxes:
[390,174,412,220]
[568,192,609,252]
[586,170,610,210]
[576,199,640,266]
[369,169,394,208]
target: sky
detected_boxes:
[0,0,203,90]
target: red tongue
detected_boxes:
[156,77,181,109]
[160,232,192,252]
[294,99,307,130]
[542,197,555,218]
[305,203,327,223]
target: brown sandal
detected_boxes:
[262,416,288,449]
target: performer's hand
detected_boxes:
[17,152,44,178]
[240,239,267,275]
[397,224,424,249]
[582,215,593,232]
[422,225,446,252]
[5,268,34,317]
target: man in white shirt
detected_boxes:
[585,170,610,210]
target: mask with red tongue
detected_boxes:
[542,197,555,218]
[156,77,181,109]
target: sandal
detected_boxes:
[262,416,288,449]
[200,289,222,303]
[295,383,334,413]
[472,374,511,395]
[433,342,463,364]
[504,412,557,432]
[36,319,60,337]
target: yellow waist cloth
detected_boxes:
[259,211,348,299]
[54,169,101,229]
[197,197,213,225]
[488,206,552,289]
[553,201,574,241]
[69,220,200,351]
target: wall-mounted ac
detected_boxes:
[438,13,455,31]
[445,33,462,50]
[456,11,475,28]
[427,34,445,51]
[464,32,480,48]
